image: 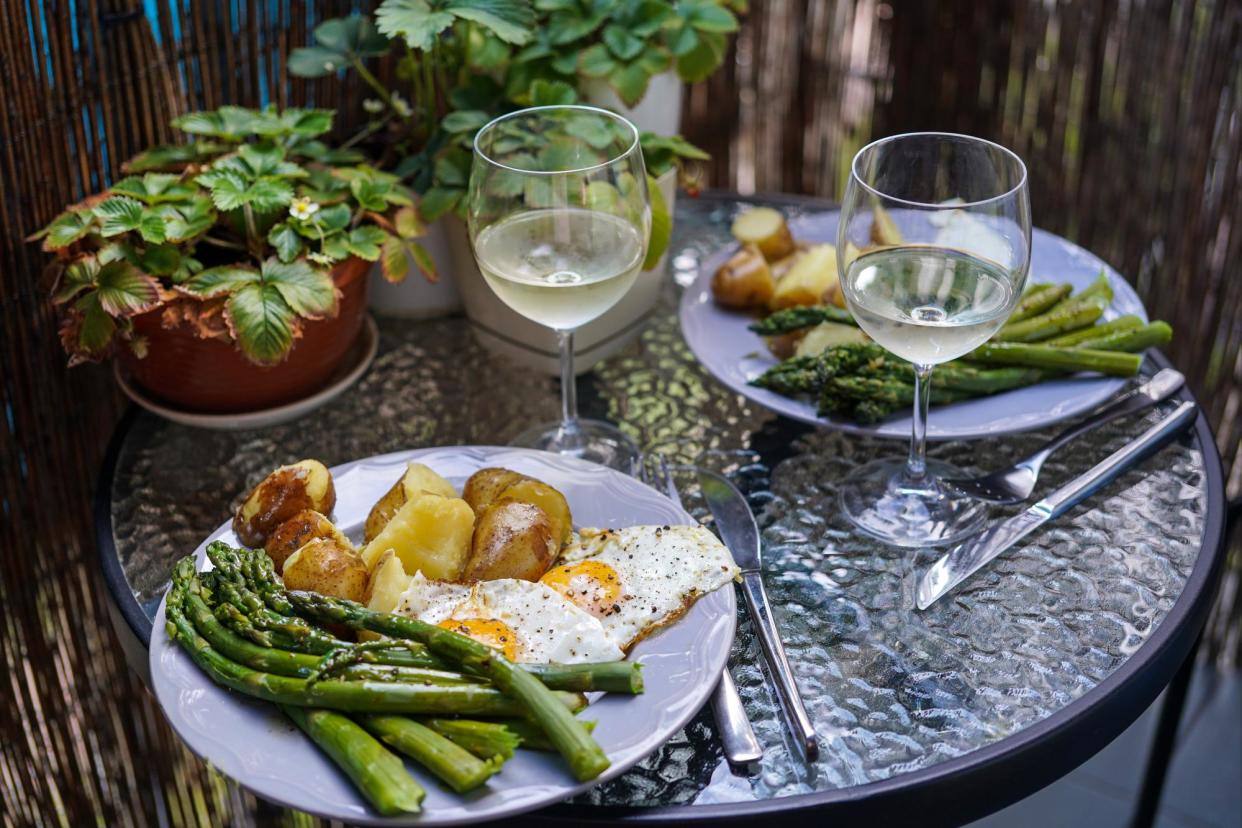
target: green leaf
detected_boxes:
[179,265,259,298]
[261,258,339,317]
[95,260,161,316]
[643,173,671,270]
[445,0,535,45]
[468,30,512,70]
[158,197,216,242]
[268,223,303,262]
[344,226,389,261]
[320,234,351,262]
[39,210,93,249]
[393,205,425,239]
[53,257,100,305]
[441,109,491,134]
[380,236,411,283]
[314,15,390,56]
[226,282,295,365]
[137,209,168,244]
[77,296,117,355]
[408,241,437,281]
[578,43,616,77]
[376,0,456,51]
[623,0,675,36]
[686,1,738,33]
[138,244,183,276]
[609,61,653,107]
[198,170,295,212]
[315,203,353,232]
[420,187,464,221]
[675,29,726,82]
[529,79,578,106]
[565,114,616,149]
[449,75,504,111]
[548,8,607,44]
[351,178,392,212]
[123,141,227,173]
[287,46,349,77]
[549,49,581,76]
[94,197,145,237]
[110,173,197,204]
[603,24,644,60]
[667,24,699,57]
[434,149,471,187]
[173,106,260,140]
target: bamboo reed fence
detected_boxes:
[1,1,1239,824]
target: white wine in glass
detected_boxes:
[467,106,651,471]
[837,133,1031,547]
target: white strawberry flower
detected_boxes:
[390,93,412,117]
[363,98,385,114]
[289,197,320,221]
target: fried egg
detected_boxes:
[540,524,740,650]
[395,573,624,664]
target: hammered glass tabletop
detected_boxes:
[110,194,1208,809]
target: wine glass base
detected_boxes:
[839,458,988,547]
[510,419,640,474]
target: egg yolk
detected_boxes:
[540,560,622,616]
[438,617,520,661]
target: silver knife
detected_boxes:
[699,469,819,761]
[917,400,1198,610]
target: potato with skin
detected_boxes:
[282,538,369,603]
[769,244,840,310]
[497,479,572,546]
[462,501,558,583]
[264,510,350,574]
[711,244,773,309]
[731,207,795,261]
[462,468,525,515]
[365,463,457,543]
[361,493,475,580]
[233,460,335,547]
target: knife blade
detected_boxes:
[699,470,818,761]
[917,399,1198,610]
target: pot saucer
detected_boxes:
[114,315,378,431]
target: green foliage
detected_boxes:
[35,105,432,367]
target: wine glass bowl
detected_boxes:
[836,133,1032,547]
[467,106,650,471]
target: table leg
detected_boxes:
[1130,631,1201,828]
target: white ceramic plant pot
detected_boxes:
[581,70,684,136]
[367,219,463,319]
[451,168,678,375]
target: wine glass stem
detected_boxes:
[557,329,584,447]
[906,363,933,482]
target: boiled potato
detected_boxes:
[365,462,457,542]
[731,207,795,261]
[871,205,903,246]
[233,459,336,547]
[462,501,557,583]
[264,510,350,574]
[711,244,773,309]
[793,322,869,357]
[365,550,412,613]
[497,479,572,546]
[462,468,525,514]
[282,538,369,602]
[361,493,475,579]
[769,244,839,310]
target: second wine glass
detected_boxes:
[467,106,650,471]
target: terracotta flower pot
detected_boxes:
[120,257,369,414]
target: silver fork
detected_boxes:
[642,456,763,765]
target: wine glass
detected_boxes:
[467,105,650,471]
[837,132,1031,546]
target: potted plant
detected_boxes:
[32,105,430,413]
[289,0,740,369]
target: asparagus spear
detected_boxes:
[1068,321,1171,353]
[525,661,644,694]
[358,715,503,794]
[497,718,599,752]
[994,293,1109,342]
[970,342,1142,376]
[1045,314,1143,346]
[166,582,586,716]
[285,591,611,782]
[281,706,425,816]
[749,305,857,335]
[1006,283,1072,323]
[421,719,520,761]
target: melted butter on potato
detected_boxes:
[233,459,335,547]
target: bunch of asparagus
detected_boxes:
[165,542,643,816]
[750,273,1173,424]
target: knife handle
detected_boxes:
[740,573,818,761]
[1043,400,1198,520]
[710,668,763,765]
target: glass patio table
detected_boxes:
[97,192,1227,826]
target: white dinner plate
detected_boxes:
[680,212,1150,440]
[149,446,736,825]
